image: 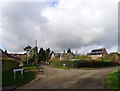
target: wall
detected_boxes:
[90,55,102,60]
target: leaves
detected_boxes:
[24,45,31,52]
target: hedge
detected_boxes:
[50,60,117,68]
[2,59,19,72]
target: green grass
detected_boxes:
[23,65,39,69]
[105,69,120,90]
[77,67,97,70]
[2,70,37,86]
[52,66,97,70]
[52,66,70,69]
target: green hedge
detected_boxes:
[2,59,19,72]
[50,60,117,68]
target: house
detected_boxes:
[9,54,25,61]
[0,49,14,60]
[50,50,74,61]
[0,49,26,62]
[88,48,108,60]
[61,53,74,60]
[60,50,66,60]
[50,52,61,61]
[108,52,120,62]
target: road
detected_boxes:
[16,66,118,89]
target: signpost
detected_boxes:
[63,64,66,67]
[13,68,24,80]
[27,50,30,65]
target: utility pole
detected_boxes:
[35,40,37,47]
[35,40,38,65]
[75,50,78,55]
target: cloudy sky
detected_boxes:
[0,0,119,54]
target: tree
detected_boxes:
[79,55,92,60]
[46,48,50,53]
[24,45,31,52]
[38,47,46,64]
[23,45,32,65]
[32,46,38,53]
[45,48,51,61]
[50,51,54,58]
[32,46,38,65]
[67,48,71,53]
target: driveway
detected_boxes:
[16,66,118,89]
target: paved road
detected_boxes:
[16,66,118,89]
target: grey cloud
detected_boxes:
[2,2,49,52]
[1,0,118,53]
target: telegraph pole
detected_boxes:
[35,40,38,65]
[35,40,37,47]
[76,50,78,55]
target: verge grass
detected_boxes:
[105,69,120,90]
[3,65,38,86]
[2,71,37,86]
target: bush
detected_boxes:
[50,60,117,68]
[74,55,92,60]
[2,59,19,72]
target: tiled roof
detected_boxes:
[0,50,12,58]
[0,49,21,60]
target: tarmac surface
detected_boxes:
[16,66,118,89]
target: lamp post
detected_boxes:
[26,49,30,65]
[24,45,31,65]
[27,52,29,65]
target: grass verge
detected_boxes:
[2,65,39,86]
[23,65,39,69]
[52,66,70,69]
[105,69,120,90]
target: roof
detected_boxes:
[90,48,106,55]
[90,53,102,55]
[54,53,61,57]
[0,49,22,60]
[9,54,25,60]
[0,49,13,59]
[91,48,105,52]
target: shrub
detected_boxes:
[50,60,117,68]
[2,59,19,72]
[74,55,92,60]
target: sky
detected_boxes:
[0,0,119,54]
